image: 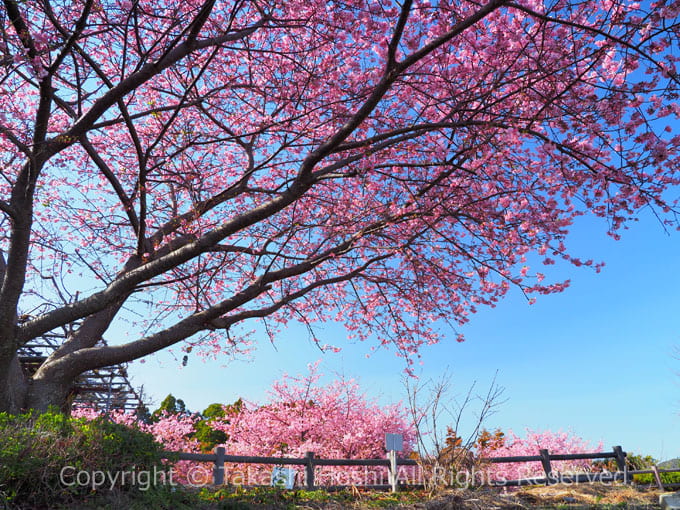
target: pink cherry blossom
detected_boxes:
[0,0,679,411]
[477,429,603,482]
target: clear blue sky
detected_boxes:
[128,207,680,462]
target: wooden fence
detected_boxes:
[162,446,680,491]
[485,446,628,486]
[165,449,412,490]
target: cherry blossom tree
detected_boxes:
[211,363,415,484]
[477,428,602,482]
[1,0,679,412]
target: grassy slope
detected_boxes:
[53,483,665,510]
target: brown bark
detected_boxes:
[24,373,73,413]
[0,355,28,413]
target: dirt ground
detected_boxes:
[402,484,664,510]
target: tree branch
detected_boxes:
[387,0,413,66]
[296,0,507,182]
[45,17,268,158]
[39,251,391,377]
[506,2,680,85]
[0,200,18,219]
[17,175,313,343]
[79,136,140,235]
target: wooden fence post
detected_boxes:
[539,449,553,485]
[305,451,315,490]
[651,465,665,491]
[612,446,627,483]
[213,446,225,485]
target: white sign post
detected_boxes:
[385,433,403,493]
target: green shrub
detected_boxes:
[592,452,656,473]
[0,410,170,509]
[633,471,680,485]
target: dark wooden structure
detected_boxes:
[18,327,145,413]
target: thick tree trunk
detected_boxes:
[24,375,73,413]
[0,302,128,414]
[0,354,28,413]
[0,354,74,413]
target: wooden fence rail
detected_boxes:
[162,445,680,491]
[485,445,628,487]
[627,467,680,491]
[165,448,415,489]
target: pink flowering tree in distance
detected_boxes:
[477,429,602,482]
[71,364,415,485]
[1,0,680,411]
[211,363,415,484]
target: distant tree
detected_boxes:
[624,453,657,470]
[192,400,241,452]
[151,394,190,421]
[659,458,680,470]
[210,364,414,483]
[1,0,680,412]
[477,429,602,481]
[134,404,152,424]
[148,396,240,451]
